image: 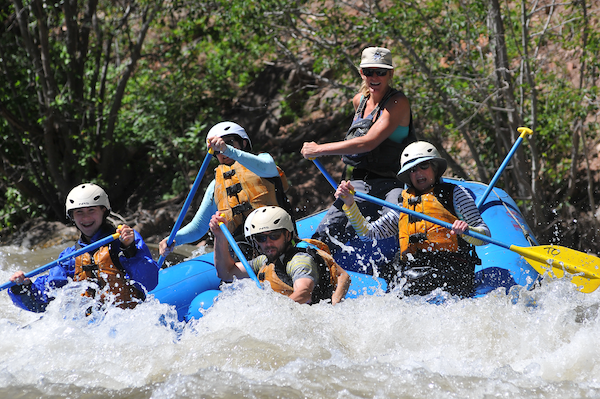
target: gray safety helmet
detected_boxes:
[65,183,111,219]
[206,121,252,150]
[396,141,447,185]
[244,206,295,239]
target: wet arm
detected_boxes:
[7,250,73,312]
[331,267,350,305]
[289,277,315,304]
[209,212,251,281]
[286,253,318,304]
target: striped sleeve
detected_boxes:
[453,186,491,245]
[249,255,268,274]
[342,202,399,241]
[286,252,319,283]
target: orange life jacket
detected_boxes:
[257,239,342,303]
[74,245,144,309]
[399,186,459,259]
[214,162,289,233]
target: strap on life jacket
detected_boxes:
[74,242,145,309]
[398,183,481,263]
[342,89,417,178]
[215,162,294,235]
[256,239,341,304]
[285,239,341,303]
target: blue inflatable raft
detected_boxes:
[150,178,540,321]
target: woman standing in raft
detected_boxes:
[335,142,491,298]
[301,46,416,253]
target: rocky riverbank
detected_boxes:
[0,201,201,252]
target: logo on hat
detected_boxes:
[372,51,384,61]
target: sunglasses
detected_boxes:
[409,162,431,173]
[361,68,389,77]
[253,230,284,243]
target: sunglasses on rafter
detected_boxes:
[409,162,431,173]
[361,68,389,77]
[253,231,284,243]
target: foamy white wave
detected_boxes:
[1,257,600,398]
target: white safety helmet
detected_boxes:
[244,206,295,239]
[206,121,252,150]
[396,141,447,185]
[65,183,111,219]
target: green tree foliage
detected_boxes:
[1,0,599,250]
[0,0,274,227]
[1,0,164,222]
[238,0,600,243]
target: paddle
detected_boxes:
[311,158,600,293]
[476,127,533,208]
[158,146,215,268]
[218,214,262,289]
[1,230,121,291]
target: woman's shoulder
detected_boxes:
[352,92,363,108]
[386,89,409,106]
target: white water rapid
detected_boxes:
[1,243,600,398]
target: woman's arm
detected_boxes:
[301,92,410,159]
[223,147,279,177]
[172,180,218,246]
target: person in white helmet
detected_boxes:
[159,121,292,259]
[301,47,416,255]
[208,206,350,305]
[334,141,491,298]
[9,183,159,313]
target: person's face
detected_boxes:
[253,229,290,262]
[72,206,105,238]
[409,161,436,192]
[216,135,244,165]
[360,68,393,94]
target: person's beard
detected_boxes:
[262,238,290,263]
[263,244,281,263]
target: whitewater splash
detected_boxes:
[1,244,600,398]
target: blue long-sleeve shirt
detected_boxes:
[174,146,279,246]
[9,225,159,313]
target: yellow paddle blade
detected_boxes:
[510,244,600,293]
[570,276,600,294]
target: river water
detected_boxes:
[1,243,600,399]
